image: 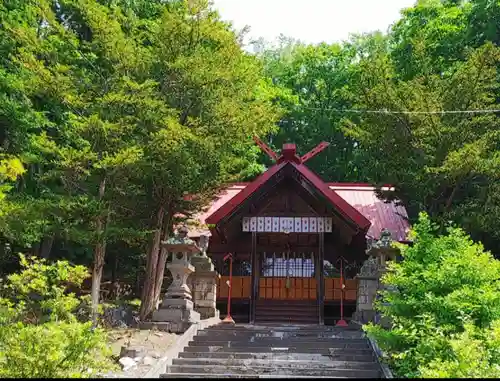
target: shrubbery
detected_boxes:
[365,213,500,378]
[0,255,116,378]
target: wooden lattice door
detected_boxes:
[258,251,317,300]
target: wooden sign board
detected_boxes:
[242,217,332,233]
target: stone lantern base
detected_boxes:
[152,298,201,333]
[353,274,379,324]
[190,254,220,320]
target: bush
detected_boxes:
[0,254,116,378]
[421,320,500,378]
[365,213,500,378]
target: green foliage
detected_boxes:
[421,320,500,378]
[0,254,115,377]
[364,213,500,377]
[345,40,500,250]
[1,254,89,323]
[390,0,500,80]
[0,321,113,378]
[0,0,281,316]
[257,1,500,257]
[0,0,279,245]
[257,35,378,181]
[0,156,24,203]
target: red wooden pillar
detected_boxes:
[222,253,235,324]
[336,256,348,327]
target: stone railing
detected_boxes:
[368,336,394,379]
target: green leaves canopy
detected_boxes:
[0,0,280,252]
[365,213,500,377]
[258,0,500,255]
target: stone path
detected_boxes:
[105,328,178,378]
[161,324,384,378]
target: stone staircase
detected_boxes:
[161,324,384,378]
[255,300,318,324]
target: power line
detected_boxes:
[299,107,500,115]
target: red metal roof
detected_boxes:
[194,182,410,241]
[205,161,371,232]
[329,184,410,241]
[187,141,409,240]
[291,162,371,231]
[205,162,287,225]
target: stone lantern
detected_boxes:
[353,228,399,325]
[368,228,399,270]
[151,226,201,333]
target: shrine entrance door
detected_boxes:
[258,250,317,300]
[255,247,320,324]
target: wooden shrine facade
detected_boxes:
[188,140,410,325]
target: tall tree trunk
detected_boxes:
[153,212,173,309]
[91,177,108,326]
[445,181,462,212]
[31,242,40,257]
[40,235,54,259]
[112,251,118,284]
[111,251,118,300]
[139,204,165,320]
[32,235,54,259]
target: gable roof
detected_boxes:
[193,183,410,241]
[204,162,287,225]
[291,162,372,230]
[205,160,372,232]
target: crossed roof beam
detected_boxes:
[253,136,330,165]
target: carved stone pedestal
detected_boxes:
[150,227,201,333]
[353,274,380,324]
[189,235,220,319]
[152,259,201,332]
[152,300,200,332]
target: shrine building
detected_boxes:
[186,140,410,325]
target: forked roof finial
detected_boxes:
[253,136,330,165]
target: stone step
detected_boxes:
[172,357,381,370]
[182,345,374,354]
[161,373,345,378]
[206,324,361,331]
[178,351,376,362]
[200,326,363,332]
[255,308,317,315]
[187,339,370,348]
[189,331,367,343]
[194,332,365,341]
[194,332,367,340]
[255,317,319,324]
[166,364,381,377]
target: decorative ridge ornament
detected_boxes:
[253,136,330,165]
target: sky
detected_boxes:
[212,0,417,46]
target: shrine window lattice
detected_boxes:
[260,252,315,278]
[215,254,362,279]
